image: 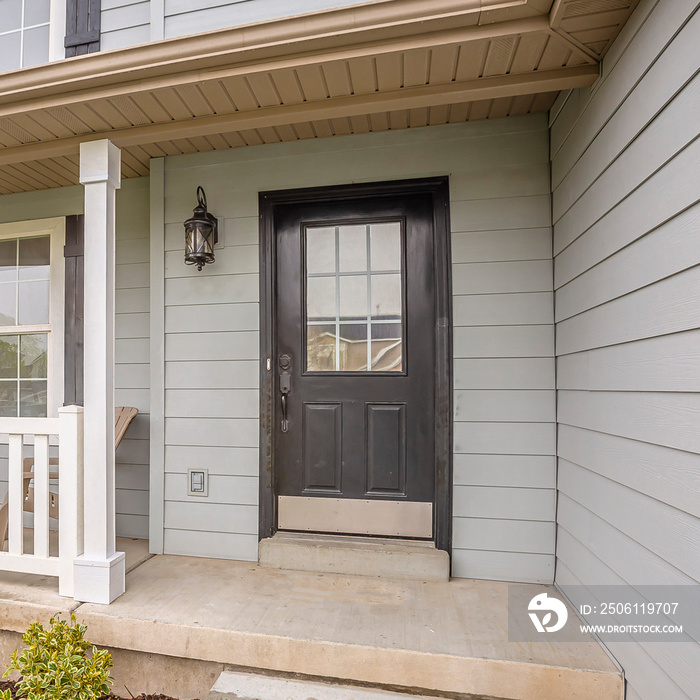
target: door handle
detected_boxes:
[280,392,289,433]
[279,354,292,433]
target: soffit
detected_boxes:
[0,0,639,194]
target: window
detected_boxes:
[0,0,68,71]
[305,221,404,372]
[0,218,64,418]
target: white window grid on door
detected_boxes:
[305,221,404,373]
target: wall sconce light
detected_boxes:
[184,186,218,271]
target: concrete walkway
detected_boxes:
[0,542,622,700]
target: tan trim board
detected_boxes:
[0,5,548,104]
[0,18,557,113]
[549,27,601,62]
[278,496,433,538]
[0,65,598,167]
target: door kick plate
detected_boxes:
[278,496,432,538]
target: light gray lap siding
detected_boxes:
[551,0,700,697]
[159,116,556,580]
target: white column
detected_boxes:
[74,140,126,604]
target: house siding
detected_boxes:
[99,0,375,47]
[101,0,151,51]
[551,0,700,698]
[162,0,375,40]
[0,179,151,541]
[157,115,556,582]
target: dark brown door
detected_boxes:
[274,191,437,538]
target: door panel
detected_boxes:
[302,403,342,492]
[366,404,406,495]
[273,191,437,538]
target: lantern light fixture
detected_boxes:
[184,186,218,271]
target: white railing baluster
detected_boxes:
[58,406,84,598]
[0,415,79,595]
[33,434,50,559]
[8,434,23,556]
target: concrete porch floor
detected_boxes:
[0,539,622,700]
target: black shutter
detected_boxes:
[65,0,101,57]
[64,215,84,406]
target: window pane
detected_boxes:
[19,236,50,280]
[370,222,401,271]
[18,280,49,324]
[24,0,51,25]
[21,25,50,68]
[1,0,22,31]
[0,283,17,325]
[371,323,402,372]
[370,274,401,319]
[20,380,47,417]
[20,334,47,378]
[338,225,367,273]
[0,31,21,72]
[339,275,367,320]
[0,239,17,282]
[307,325,336,372]
[306,227,335,274]
[306,276,336,321]
[0,335,18,378]
[0,382,17,417]
[338,324,368,371]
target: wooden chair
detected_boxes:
[0,407,139,548]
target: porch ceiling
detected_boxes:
[0,0,639,194]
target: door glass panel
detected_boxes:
[370,222,401,271]
[306,276,336,321]
[370,323,403,371]
[307,325,336,372]
[338,323,368,371]
[339,225,367,272]
[306,227,335,274]
[339,275,366,320]
[370,273,401,319]
[305,222,404,372]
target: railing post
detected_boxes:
[58,406,84,598]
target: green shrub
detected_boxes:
[0,614,113,700]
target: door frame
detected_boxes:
[258,177,453,553]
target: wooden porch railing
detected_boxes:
[0,406,84,597]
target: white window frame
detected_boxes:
[0,217,65,418]
[49,0,67,62]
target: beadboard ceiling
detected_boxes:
[0,0,639,193]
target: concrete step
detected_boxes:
[258,532,450,581]
[208,670,463,700]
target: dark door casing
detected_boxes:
[260,178,452,551]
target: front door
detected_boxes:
[262,180,450,542]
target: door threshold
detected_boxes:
[258,532,449,582]
[273,531,436,548]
